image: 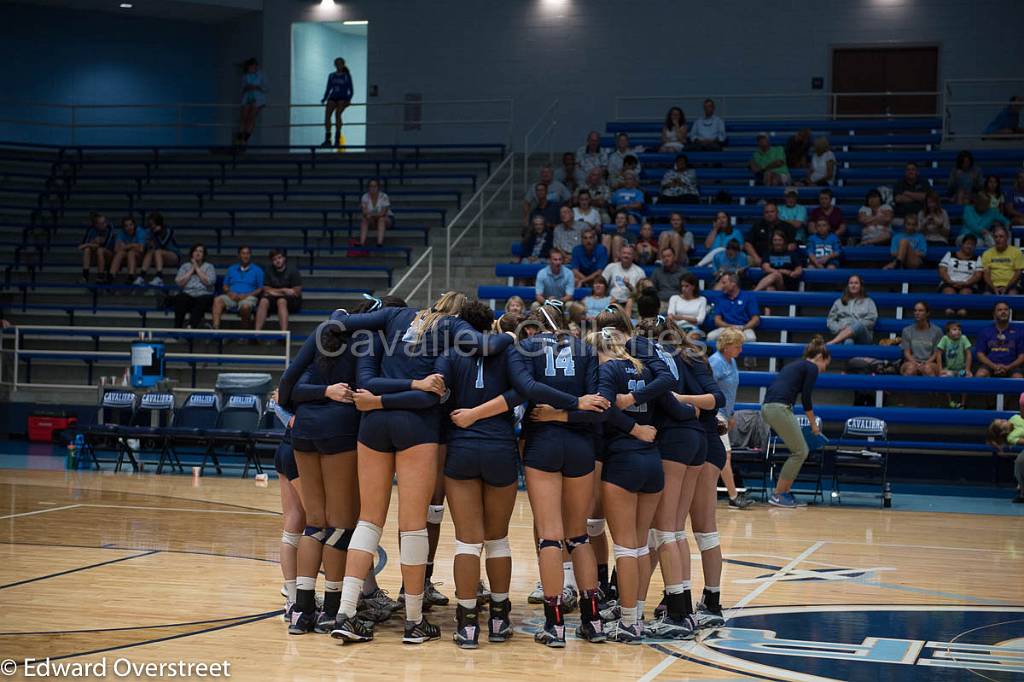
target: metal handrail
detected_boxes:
[389,246,433,306]
[942,77,1024,143]
[522,99,559,194]
[445,153,515,289]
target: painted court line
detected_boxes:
[78,504,278,516]
[0,550,159,590]
[0,504,81,520]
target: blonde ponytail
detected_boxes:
[587,328,644,374]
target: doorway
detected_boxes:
[831,46,938,117]
[290,21,368,147]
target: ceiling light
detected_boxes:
[343,20,368,25]
[119,2,133,7]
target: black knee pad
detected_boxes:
[303,526,326,543]
[537,538,564,552]
[566,534,590,554]
[324,527,353,550]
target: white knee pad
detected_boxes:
[612,544,638,559]
[399,528,430,566]
[674,530,688,543]
[281,530,301,549]
[427,504,445,525]
[454,539,483,557]
[586,518,606,537]
[694,531,721,552]
[636,545,650,558]
[653,529,676,549]
[647,528,658,552]
[348,520,383,556]
[484,536,512,559]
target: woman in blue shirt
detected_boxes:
[321,57,354,147]
[708,328,753,509]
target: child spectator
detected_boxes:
[109,216,148,284]
[807,218,843,269]
[712,239,749,284]
[138,212,179,286]
[886,213,927,270]
[939,320,972,408]
[583,276,611,320]
[858,189,893,246]
[634,221,659,266]
[78,212,114,283]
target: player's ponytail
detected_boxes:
[594,303,634,335]
[587,328,644,374]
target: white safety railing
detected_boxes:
[613,91,941,122]
[522,99,559,195]
[444,152,515,289]
[0,97,515,148]
[389,247,433,307]
[943,78,1024,143]
[2,325,289,391]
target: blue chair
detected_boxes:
[831,417,889,507]
[82,388,139,471]
[204,394,263,477]
[164,392,220,474]
[123,392,175,472]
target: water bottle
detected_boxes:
[882,481,892,508]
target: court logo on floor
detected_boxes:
[680,604,1024,681]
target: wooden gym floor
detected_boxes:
[0,469,1021,681]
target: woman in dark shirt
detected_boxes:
[762,337,831,508]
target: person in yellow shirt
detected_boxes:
[981,225,1024,294]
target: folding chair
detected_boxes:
[205,394,263,477]
[163,392,220,474]
[82,389,139,471]
[124,392,175,473]
[767,414,825,504]
[832,417,889,507]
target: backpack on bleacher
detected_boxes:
[729,409,770,450]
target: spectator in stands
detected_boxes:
[237,58,265,146]
[520,215,554,264]
[1005,170,1024,225]
[138,212,179,287]
[982,225,1024,295]
[255,248,302,335]
[78,212,114,283]
[603,209,635,260]
[555,152,586,193]
[504,295,526,316]
[807,218,843,269]
[320,58,353,147]
[886,213,927,270]
[893,162,928,224]
[946,150,983,205]
[778,190,808,241]
[658,154,699,204]
[900,301,942,377]
[689,98,726,151]
[667,273,707,339]
[607,133,642,181]
[658,212,694,263]
[975,301,1024,379]
[660,107,688,152]
[109,216,148,284]
[576,130,609,176]
[712,239,749,283]
[524,167,571,224]
[802,136,836,186]
[631,278,657,314]
[746,202,795,266]
[857,189,893,246]
[601,244,645,311]
[756,230,804,292]
[534,248,574,305]
[938,321,973,380]
[983,95,1023,136]
[749,133,790,186]
[939,234,983,314]
[573,189,602,230]
[919,190,951,244]
[609,153,641,190]
[358,178,393,247]
[963,191,1008,249]
[707,271,759,343]
[582,276,611,320]
[809,188,846,242]
[983,174,1005,212]
[709,327,753,508]
[704,210,744,252]
[609,170,646,223]
[524,183,562,234]
[171,243,216,329]
[634,221,659,266]
[651,246,686,302]
[784,128,811,171]
[575,169,611,216]
[212,245,263,329]
[571,227,609,286]
[826,274,877,345]
[552,205,585,255]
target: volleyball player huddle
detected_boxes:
[273,291,729,649]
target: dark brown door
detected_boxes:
[832,47,938,116]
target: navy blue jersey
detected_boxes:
[278,331,361,439]
[149,226,178,253]
[333,307,513,394]
[434,347,523,442]
[357,332,440,411]
[81,226,115,250]
[657,348,726,429]
[628,335,677,404]
[323,70,353,101]
[597,359,696,449]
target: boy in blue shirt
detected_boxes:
[712,239,749,281]
[886,213,928,270]
[212,245,264,329]
[806,218,842,269]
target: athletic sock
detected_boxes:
[562,561,576,590]
[490,591,509,603]
[339,576,363,618]
[283,580,297,602]
[620,605,638,627]
[323,580,342,617]
[457,598,476,610]
[296,576,316,613]
[682,581,694,617]
[424,562,435,584]
[580,589,600,621]
[597,563,610,592]
[543,595,563,627]
[406,592,424,623]
[636,599,646,621]
[703,586,722,612]
[665,583,688,619]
